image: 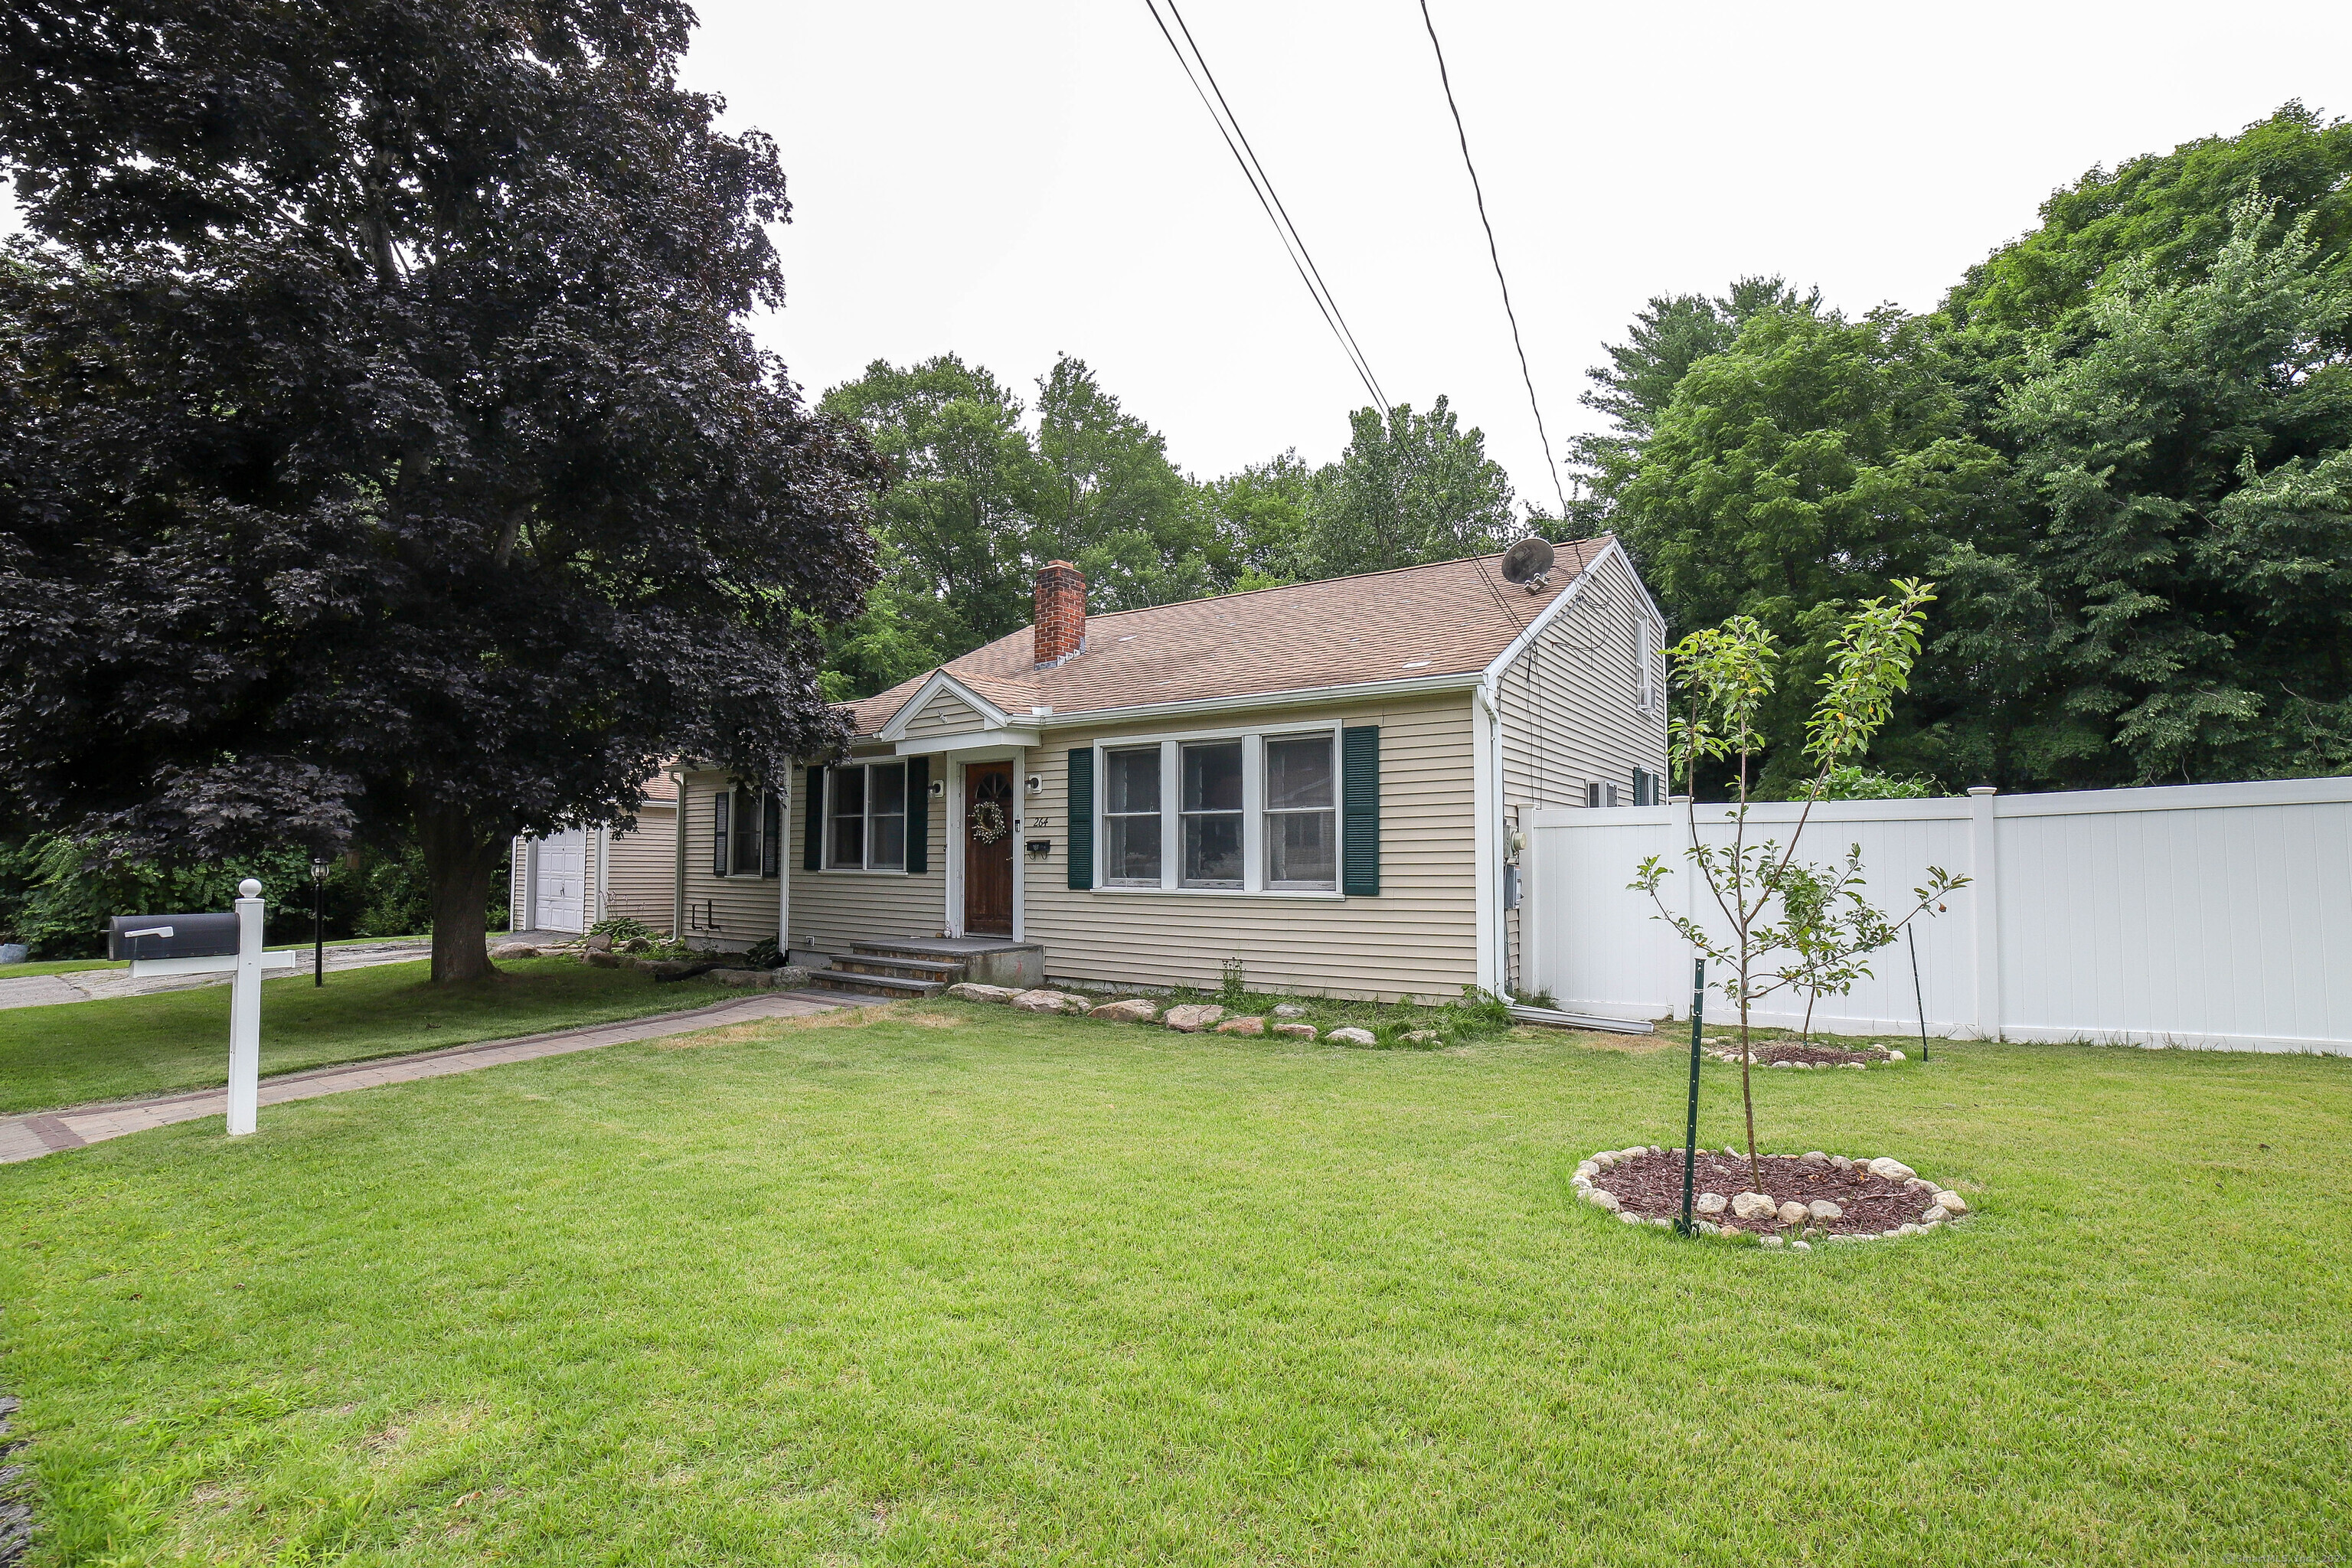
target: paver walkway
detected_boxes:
[0,988,874,1165]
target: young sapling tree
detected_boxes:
[1631,581,1966,1193]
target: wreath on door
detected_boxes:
[969,799,1008,844]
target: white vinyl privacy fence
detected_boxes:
[1522,777,2352,1054]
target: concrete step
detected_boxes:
[833,955,965,983]
[851,940,1017,960]
[799,970,946,999]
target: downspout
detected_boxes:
[595,826,609,927]
[776,775,791,956]
[1472,677,1506,998]
[669,768,688,940]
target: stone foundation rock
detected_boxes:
[1011,988,1091,1015]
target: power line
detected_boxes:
[1160,0,1389,413]
[1142,0,1390,412]
[1414,0,1570,521]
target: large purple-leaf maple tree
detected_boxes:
[0,0,881,981]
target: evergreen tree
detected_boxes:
[1300,397,1517,577]
[1569,277,1819,531]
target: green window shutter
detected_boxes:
[761,792,782,877]
[1341,725,1380,896]
[1067,747,1094,890]
[905,756,929,874]
[802,766,825,871]
[712,790,730,878]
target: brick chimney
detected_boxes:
[1034,560,1086,668]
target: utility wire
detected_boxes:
[1142,0,1390,412]
[1415,0,1570,521]
[1160,0,1389,413]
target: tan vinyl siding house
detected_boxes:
[1493,545,1670,991]
[609,537,1669,1001]
[671,777,787,949]
[508,773,680,936]
[783,752,950,954]
[1023,691,1478,1001]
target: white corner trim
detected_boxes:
[874,669,1017,742]
[1472,682,1503,995]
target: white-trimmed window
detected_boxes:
[1091,727,1340,894]
[1636,616,1659,713]
[714,786,780,879]
[827,761,907,871]
[1181,740,1244,887]
[1263,734,1336,888]
[1102,746,1163,885]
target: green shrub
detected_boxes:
[589,915,655,943]
[0,835,499,959]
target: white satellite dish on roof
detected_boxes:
[1499,537,1554,593]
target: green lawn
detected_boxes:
[0,956,729,1115]
[2,1005,2347,1566]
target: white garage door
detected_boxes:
[533,830,586,933]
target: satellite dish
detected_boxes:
[1499,537,1555,592]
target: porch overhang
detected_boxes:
[892,730,1040,756]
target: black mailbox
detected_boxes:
[108,913,242,962]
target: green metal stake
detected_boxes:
[1677,957,1704,1234]
[1907,924,1928,1063]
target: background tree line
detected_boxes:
[1573,103,2352,797]
[815,354,1527,699]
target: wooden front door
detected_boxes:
[963,762,1016,936]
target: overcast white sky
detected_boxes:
[687,0,2351,511]
[8,3,2341,511]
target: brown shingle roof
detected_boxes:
[847,537,1615,736]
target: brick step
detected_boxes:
[831,955,965,982]
[799,970,946,999]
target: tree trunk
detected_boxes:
[416,805,505,984]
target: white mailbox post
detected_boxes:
[121,878,298,1135]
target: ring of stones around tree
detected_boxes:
[942,984,1443,1048]
[1704,1038,1907,1070]
[1571,1145,1971,1250]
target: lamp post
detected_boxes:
[310,858,328,986]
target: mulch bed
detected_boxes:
[1589,1148,1949,1237]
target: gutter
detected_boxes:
[853,668,1489,743]
[668,766,687,939]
